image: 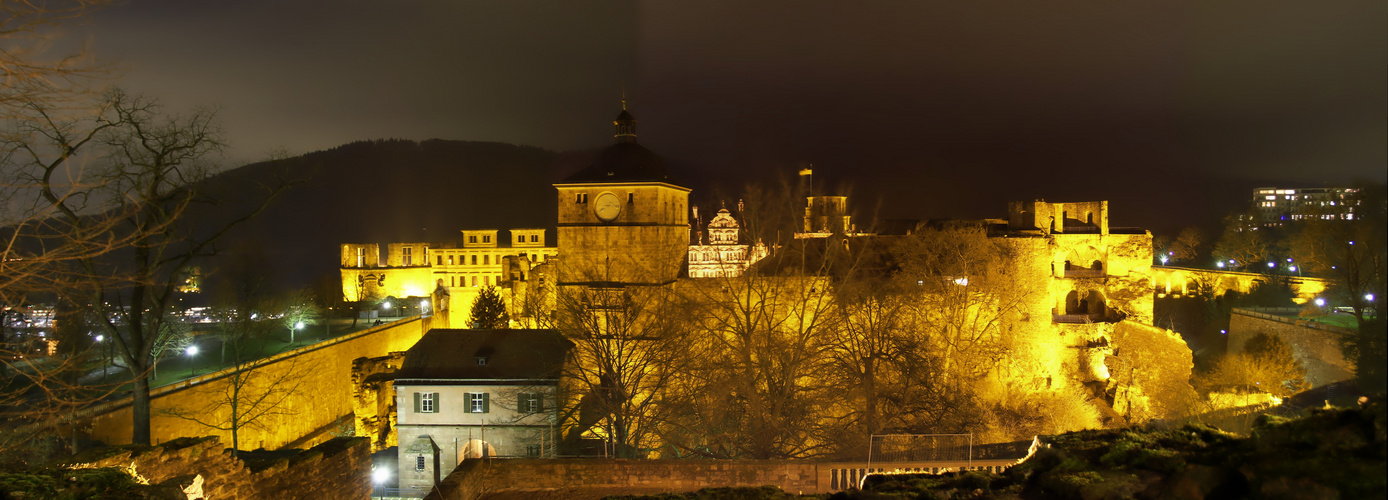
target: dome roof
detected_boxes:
[558,141,679,184]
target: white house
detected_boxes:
[393,329,571,492]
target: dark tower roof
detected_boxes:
[558,107,682,185]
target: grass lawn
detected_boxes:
[1303,312,1361,331]
[87,316,407,391]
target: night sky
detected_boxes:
[72,1,1386,234]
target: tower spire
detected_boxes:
[614,89,636,143]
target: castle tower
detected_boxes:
[554,106,691,286]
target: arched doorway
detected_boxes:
[1065,290,1081,314]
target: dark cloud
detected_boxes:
[74,0,1386,233]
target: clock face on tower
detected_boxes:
[594,192,621,221]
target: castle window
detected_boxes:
[530,235,538,242]
[437,256,443,266]
[576,193,588,203]
[476,356,488,366]
[418,392,436,413]
[472,276,478,287]
[402,247,412,266]
[484,255,490,265]
[518,235,524,243]
[356,247,364,267]
[469,235,478,243]
[484,276,490,286]
[416,456,426,471]
[627,193,634,203]
[526,445,541,457]
[449,255,454,265]
[483,235,490,243]
[451,276,456,287]
[471,255,477,265]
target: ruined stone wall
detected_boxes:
[1107,321,1197,421]
[82,316,430,450]
[70,436,371,500]
[1228,309,1355,388]
[351,351,407,451]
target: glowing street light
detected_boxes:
[1367,294,1376,302]
[1217,261,1226,268]
[1314,298,1326,307]
[1159,255,1168,265]
[186,345,199,356]
[95,334,104,342]
[295,321,305,330]
[1267,262,1276,268]
[372,468,389,485]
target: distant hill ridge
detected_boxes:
[202,139,566,292]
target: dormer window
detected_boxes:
[476,356,488,366]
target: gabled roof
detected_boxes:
[394,329,571,383]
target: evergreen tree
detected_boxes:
[469,286,510,329]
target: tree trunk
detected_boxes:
[131,372,152,445]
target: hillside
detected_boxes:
[193,139,568,293]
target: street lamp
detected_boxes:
[186,345,200,376]
[1159,255,1168,265]
[1314,298,1326,307]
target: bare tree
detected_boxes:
[553,281,693,458]
[5,89,285,445]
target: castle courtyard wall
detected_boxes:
[81,316,433,449]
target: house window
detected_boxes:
[402,247,412,266]
[526,445,541,457]
[519,393,543,413]
[416,455,426,471]
[466,393,489,413]
[420,392,435,413]
[356,247,364,267]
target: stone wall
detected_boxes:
[80,316,432,449]
[70,435,371,500]
[1151,266,1331,304]
[1228,308,1355,388]
[352,351,407,451]
[426,459,821,499]
[422,458,1027,499]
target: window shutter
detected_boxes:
[537,393,545,412]
[518,393,529,412]
[463,394,472,413]
[482,392,490,413]
[433,393,440,413]
[413,392,421,413]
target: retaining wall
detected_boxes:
[80,315,434,449]
[1229,308,1355,388]
[423,458,1023,499]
